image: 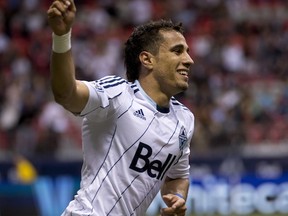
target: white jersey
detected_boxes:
[62,76,194,216]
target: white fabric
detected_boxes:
[52,30,71,53]
[62,76,194,216]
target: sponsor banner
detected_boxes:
[147,173,288,215]
[147,155,288,215]
[0,157,288,215]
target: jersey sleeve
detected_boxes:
[167,111,195,179]
[79,76,128,120]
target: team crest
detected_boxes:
[179,126,188,151]
[92,81,104,92]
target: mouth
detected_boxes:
[177,70,189,78]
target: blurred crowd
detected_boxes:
[0,0,288,161]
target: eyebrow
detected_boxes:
[170,44,190,53]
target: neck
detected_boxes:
[137,78,171,108]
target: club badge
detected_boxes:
[179,126,188,151]
[93,81,104,92]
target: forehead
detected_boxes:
[159,30,188,49]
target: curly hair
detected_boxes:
[124,19,184,82]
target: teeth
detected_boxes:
[179,71,188,75]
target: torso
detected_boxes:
[63,76,194,216]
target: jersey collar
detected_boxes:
[135,80,170,113]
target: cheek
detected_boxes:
[159,64,174,79]
[160,58,175,71]
[154,56,177,78]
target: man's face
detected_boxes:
[152,30,194,96]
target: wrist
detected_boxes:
[52,29,72,53]
[174,193,185,200]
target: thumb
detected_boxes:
[67,0,76,12]
[162,194,176,207]
[162,194,173,201]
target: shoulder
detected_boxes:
[171,97,195,121]
[171,97,193,113]
[96,75,128,90]
[87,75,129,98]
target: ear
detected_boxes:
[139,51,154,70]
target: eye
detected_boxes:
[172,48,182,55]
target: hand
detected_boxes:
[161,194,187,216]
[47,0,76,35]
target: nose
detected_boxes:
[183,52,194,68]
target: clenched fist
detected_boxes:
[161,194,187,216]
[47,0,76,36]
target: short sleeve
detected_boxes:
[79,76,129,120]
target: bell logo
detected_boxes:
[129,142,176,180]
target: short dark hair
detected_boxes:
[124,19,184,82]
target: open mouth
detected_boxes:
[177,70,189,83]
[178,71,188,76]
[177,70,189,77]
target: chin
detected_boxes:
[179,82,189,91]
[174,85,188,96]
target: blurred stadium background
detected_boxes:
[0,0,288,215]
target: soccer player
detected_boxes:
[47,0,195,215]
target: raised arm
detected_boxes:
[47,0,89,113]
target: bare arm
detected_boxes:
[50,51,88,113]
[160,177,189,216]
[47,0,88,113]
